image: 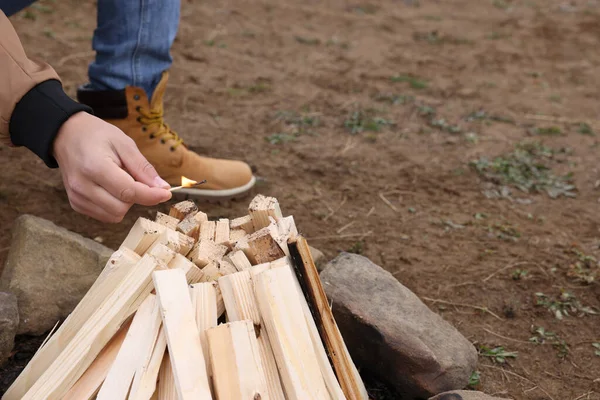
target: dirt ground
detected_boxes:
[1,0,600,398]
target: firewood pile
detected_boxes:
[3,195,368,400]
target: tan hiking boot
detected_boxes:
[77,72,255,200]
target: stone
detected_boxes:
[430,390,512,400]
[0,215,113,335]
[309,245,326,271]
[320,253,478,399]
[0,291,18,364]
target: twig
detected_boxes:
[481,327,531,344]
[524,113,599,128]
[422,297,504,320]
[323,196,347,221]
[56,50,93,67]
[366,206,375,217]
[483,261,537,282]
[336,221,356,234]
[308,231,373,241]
[573,390,594,400]
[378,192,398,212]
[481,365,556,400]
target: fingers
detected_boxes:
[91,160,172,206]
[68,190,127,223]
[116,138,171,189]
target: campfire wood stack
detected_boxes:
[2,195,368,400]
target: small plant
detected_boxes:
[478,346,518,364]
[265,133,296,145]
[390,75,428,90]
[471,142,576,198]
[512,269,528,280]
[566,247,598,284]
[465,110,515,124]
[535,291,599,319]
[344,109,395,135]
[468,371,481,388]
[295,36,320,46]
[430,118,461,134]
[593,343,600,356]
[529,326,570,358]
[577,123,594,136]
[487,223,520,242]
[534,126,562,136]
[493,0,509,9]
[348,241,364,254]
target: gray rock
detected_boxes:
[309,246,327,271]
[0,292,18,364]
[0,215,113,335]
[430,390,512,400]
[321,253,478,398]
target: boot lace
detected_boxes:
[137,107,185,150]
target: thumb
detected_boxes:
[117,140,171,189]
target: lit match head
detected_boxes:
[181,176,197,188]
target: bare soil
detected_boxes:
[1,0,600,398]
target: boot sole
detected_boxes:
[171,176,257,203]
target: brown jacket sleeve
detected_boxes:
[0,10,91,167]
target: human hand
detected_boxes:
[53,112,172,223]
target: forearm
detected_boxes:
[0,10,91,167]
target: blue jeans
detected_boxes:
[1,0,179,98]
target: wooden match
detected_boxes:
[169,180,207,192]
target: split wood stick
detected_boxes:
[153,269,211,400]
[129,326,167,400]
[189,283,218,377]
[230,215,254,233]
[153,228,195,256]
[168,200,198,221]
[271,215,298,256]
[193,210,208,224]
[237,227,285,265]
[155,212,179,230]
[62,319,131,400]
[121,218,166,255]
[249,194,283,231]
[97,294,162,400]
[215,218,230,245]
[219,271,285,399]
[289,236,367,400]
[229,228,247,247]
[177,216,200,241]
[148,243,177,265]
[188,239,228,268]
[157,353,177,400]
[200,260,237,282]
[200,220,216,241]
[21,254,160,400]
[255,258,345,400]
[3,249,140,400]
[168,253,204,284]
[254,267,328,400]
[207,321,269,400]
[226,249,253,271]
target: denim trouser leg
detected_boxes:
[88,0,180,98]
[0,0,36,16]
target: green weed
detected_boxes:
[390,75,428,89]
[468,371,481,388]
[577,123,595,136]
[478,346,518,364]
[593,343,600,356]
[348,241,364,254]
[535,291,598,319]
[512,269,528,280]
[471,142,576,198]
[566,247,598,284]
[535,126,562,136]
[344,109,395,135]
[295,36,320,45]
